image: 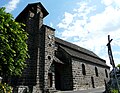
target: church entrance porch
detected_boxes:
[54,62,73,91]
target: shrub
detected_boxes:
[0,83,12,93]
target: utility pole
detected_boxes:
[106,35,120,93]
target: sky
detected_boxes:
[1,0,120,68]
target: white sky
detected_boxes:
[57,0,120,68]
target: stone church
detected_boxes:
[13,2,110,93]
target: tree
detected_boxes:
[117,64,120,69]
[0,7,29,77]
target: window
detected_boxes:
[105,69,108,78]
[95,67,98,77]
[82,64,86,75]
[48,56,51,60]
[48,73,52,87]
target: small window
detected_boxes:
[48,35,52,39]
[48,43,52,47]
[82,64,86,75]
[95,67,98,77]
[105,69,108,78]
[48,73,52,87]
[48,56,51,60]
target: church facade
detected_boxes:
[14,2,110,93]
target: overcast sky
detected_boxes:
[1,0,120,68]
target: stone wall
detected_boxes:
[17,6,42,86]
[72,58,110,90]
[42,25,55,90]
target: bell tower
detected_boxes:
[15,2,50,93]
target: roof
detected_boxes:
[42,25,55,31]
[53,56,64,64]
[16,2,49,20]
[55,37,109,68]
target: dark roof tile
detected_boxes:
[55,37,109,68]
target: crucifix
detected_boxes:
[106,35,120,93]
[106,35,115,68]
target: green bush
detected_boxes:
[111,89,119,93]
[0,7,29,76]
[0,83,12,93]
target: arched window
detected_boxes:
[95,67,98,77]
[82,64,86,75]
[105,69,108,78]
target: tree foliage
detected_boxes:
[0,7,29,76]
[117,64,120,69]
